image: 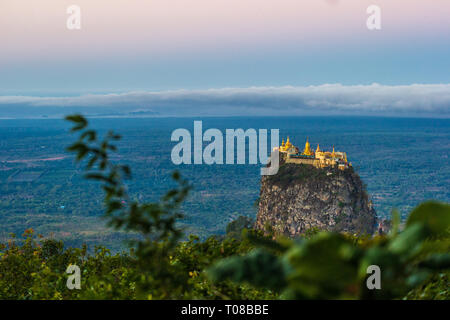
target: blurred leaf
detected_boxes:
[418,254,450,270]
[208,248,287,291]
[390,209,401,237]
[406,201,450,236]
[65,114,88,131]
[388,223,429,258]
[284,233,359,298]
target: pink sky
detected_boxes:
[1,0,449,93]
[1,0,449,63]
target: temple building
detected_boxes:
[274,137,351,170]
[278,137,298,153]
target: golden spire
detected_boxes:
[332,145,336,158]
[316,143,321,153]
[285,136,292,148]
[303,137,313,156]
[281,139,285,147]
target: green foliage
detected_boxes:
[1,115,448,300]
[404,272,449,300]
[208,248,287,291]
[267,163,329,187]
[226,216,254,239]
[407,201,450,236]
[0,229,134,300]
[0,228,275,299]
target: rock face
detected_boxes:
[255,163,377,236]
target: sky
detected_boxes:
[0,0,449,117]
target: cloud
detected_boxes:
[0,84,449,118]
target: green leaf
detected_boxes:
[388,223,429,258]
[106,200,123,214]
[80,130,97,142]
[65,114,88,131]
[207,248,287,291]
[406,201,450,236]
[284,233,359,298]
[418,253,450,270]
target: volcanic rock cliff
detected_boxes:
[255,163,377,236]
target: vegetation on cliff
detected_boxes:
[0,115,448,300]
[267,162,329,187]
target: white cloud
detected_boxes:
[0,84,449,117]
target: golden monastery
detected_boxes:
[274,137,351,170]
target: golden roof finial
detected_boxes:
[316,143,321,153]
[303,137,313,156]
[285,136,292,149]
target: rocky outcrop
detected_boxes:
[255,162,377,236]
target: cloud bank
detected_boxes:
[0,84,449,118]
